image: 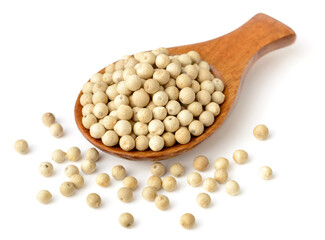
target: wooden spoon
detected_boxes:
[74,13,296,161]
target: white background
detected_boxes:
[0,0,324,239]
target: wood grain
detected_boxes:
[74,13,296,161]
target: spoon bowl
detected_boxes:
[75,13,296,161]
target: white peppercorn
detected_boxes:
[183,65,199,80]
[199,111,215,127]
[39,162,53,177]
[114,120,132,136]
[198,68,213,82]
[166,100,181,116]
[82,104,94,116]
[112,165,127,180]
[162,132,176,147]
[148,119,165,135]
[42,112,56,127]
[165,86,179,100]
[196,90,211,105]
[259,166,273,180]
[132,88,150,107]
[109,110,117,118]
[60,182,75,197]
[225,180,240,196]
[106,84,119,101]
[178,54,192,66]
[166,62,182,78]
[117,105,133,120]
[187,51,201,63]
[123,68,137,80]
[203,177,218,192]
[135,135,149,151]
[170,163,185,177]
[153,69,170,85]
[92,81,108,93]
[187,172,202,187]
[125,75,142,91]
[187,102,203,117]
[206,102,220,117]
[85,148,99,162]
[180,213,195,229]
[253,124,269,140]
[90,73,103,83]
[96,173,110,187]
[193,155,209,171]
[152,91,169,106]
[176,74,192,89]
[125,57,139,68]
[118,187,133,202]
[90,123,106,139]
[36,190,52,204]
[212,91,225,104]
[212,78,224,92]
[191,80,201,93]
[82,114,97,129]
[80,93,92,106]
[177,110,193,126]
[117,81,132,96]
[123,176,138,191]
[144,78,160,94]
[102,130,119,146]
[115,59,125,70]
[214,169,228,183]
[114,94,129,108]
[14,139,29,154]
[200,80,214,94]
[188,120,204,136]
[93,103,109,119]
[139,51,156,64]
[81,159,96,174]
[155,195,169,210]
[150,162,166,177]
[92,91,108,105]
[155,54,170,68]
[179,87,195,104]
[105,63,115,73]
[119,135,135,151]
[233,149,248,164]
[102,72,113,84]
[66,146,81,162]
[152,107,167,120]
[112,70,124,84]
[70,174,84,189]
[82,82,94,93]
[132,122,148,136]
[101,115,117,130]
[214,157,229,170]
[87,193,101,208]
[49,123,63,138]
[135,63,154,79]
[163,116,180,132]
[152,47,169,55]
[175,127,191,144]
[199,60,210,69]
[147,175,162,190]
[119,213,134,228]
[51,149,66,163]
[162,176,177,192]
[65,164,79,178]
[137,108,152,123]
[149,135,165,151]
[196,192,211,208]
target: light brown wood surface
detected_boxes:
[74,13,296,161]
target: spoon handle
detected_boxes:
[205,13,296,80]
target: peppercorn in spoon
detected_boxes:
[75,13,296,160]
